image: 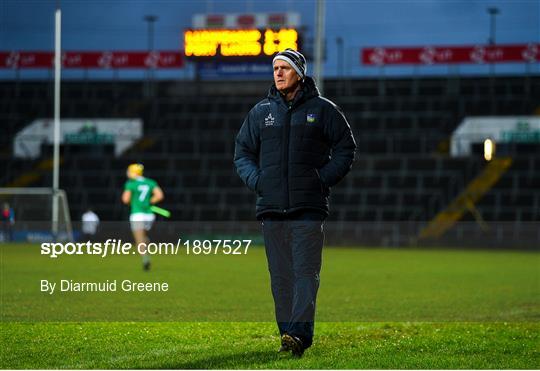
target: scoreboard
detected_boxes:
[184,28,300,58]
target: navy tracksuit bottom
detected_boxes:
[261,211,325,349]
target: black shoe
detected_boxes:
[143,261,151,271]
[278,333,291,353]
[278,343,290,353]
[281,334,304,358]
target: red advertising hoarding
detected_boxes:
[362,43,539,66]
[0,51,184,69]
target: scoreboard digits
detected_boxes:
[185,28,299,57]
[263,29,298,55]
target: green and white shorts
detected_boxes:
[129,212,155,232]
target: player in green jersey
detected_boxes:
[122,163,164,270]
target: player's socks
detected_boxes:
[142,254,151,271]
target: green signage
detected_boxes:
[501,120,540,143]
[64,124,114,145]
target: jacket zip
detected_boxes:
[282,105,292,212]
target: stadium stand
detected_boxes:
[1,76,539,239]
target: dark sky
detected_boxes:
[1,0,538,78]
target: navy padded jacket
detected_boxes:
[234,77,356,218]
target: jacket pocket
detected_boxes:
[314,168,329,195]
[256,170,265,194]
[314,169,324,191]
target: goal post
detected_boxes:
[0,187,73,242]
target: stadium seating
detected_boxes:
[2,76,539,235]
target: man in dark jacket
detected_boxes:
[234,49,356,357]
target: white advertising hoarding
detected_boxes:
[450,116,540,157]
[14,118,143,159]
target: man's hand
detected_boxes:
[150,186,164,204]
[121,190,131,205]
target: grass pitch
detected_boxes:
[1,243,539,369]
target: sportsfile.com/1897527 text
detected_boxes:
[40,239,252,258]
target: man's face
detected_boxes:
[273,59,300,93]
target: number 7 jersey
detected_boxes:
[124,176,158,215]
